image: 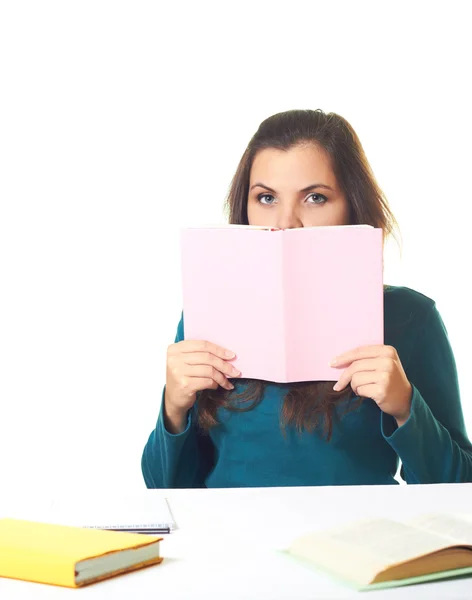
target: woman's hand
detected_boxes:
[164,340,240,433]
[330,345,413,427]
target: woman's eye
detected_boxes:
[258,194,276,205]
[307,193,328,205]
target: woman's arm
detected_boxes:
[382,303,472,483]
[141,315,216,488]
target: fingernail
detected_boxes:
[232,368,240,376]
[228,383,235,390]
[225,350,235,358]
[333,382,340,391]
[330,358,338,367]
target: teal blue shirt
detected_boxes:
[142,286,472,487]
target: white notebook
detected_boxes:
[1,493,175,534]
[72,495,175,534]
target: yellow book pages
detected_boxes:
[0,518,162,588]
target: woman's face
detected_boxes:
[247,144,351,229]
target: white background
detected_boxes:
[0,1,470,492]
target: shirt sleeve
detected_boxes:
[141,314,215,488]
[381,303,472,483]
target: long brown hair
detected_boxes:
[197,109,399,441]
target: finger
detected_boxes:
[331,345,396,368]
[188,377,219,392]
[172,340,235,359]
[184,364,234,390]
[356,383,383,400]
[349,371,379,396]
[182,352,240,378]
[332,357,394,391]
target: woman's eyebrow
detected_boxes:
[250,183,277,193]
[249,182,334,193]
[300,183,334,192]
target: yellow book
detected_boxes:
[0,518,163,588]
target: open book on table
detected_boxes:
[181,224,384,383]
[285,512,472,590]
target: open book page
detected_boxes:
[289,518,458,586]
[181,227,286,381]
[407,513,472,544]
[322,518,458,563]
[283,226,383,382]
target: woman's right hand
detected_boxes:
[164,340,240,433]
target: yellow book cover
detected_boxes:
[0,518,163,588]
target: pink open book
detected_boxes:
[180,225,384,383]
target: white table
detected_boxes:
[1,484,472,599]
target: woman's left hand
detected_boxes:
[330,345,413,427]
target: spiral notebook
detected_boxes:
[2,494,175,535]
[52,495,175,534]
[77,496,175,534]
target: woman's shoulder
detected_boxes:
[383,284,436,333]
[384,284,436,308]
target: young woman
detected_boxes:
[142,109,472,487]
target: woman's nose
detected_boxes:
[276,209,303,230]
